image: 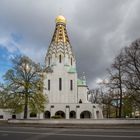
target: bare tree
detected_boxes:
[107,51,125,118]
[88,85,118,118]
[124,39,140,105]
[88,88,102,104]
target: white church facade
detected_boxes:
[0,15,103,120]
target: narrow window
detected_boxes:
[59,55,61,63]
[59,78,62,90]
[48,80,50,91]
[79,99,82,103]
[71,58,73,66]
[48,57,50,65]
[12,115,16,119]
[70,80,73,90]
[0,115,3,119]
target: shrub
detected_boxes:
[51,115,62,119]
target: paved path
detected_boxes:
[0,126,140,140]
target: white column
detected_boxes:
[66,106,70,119]
[94,110,97,119]
[76,105,80,119]
[38,113,44,119]
[50,105,55,117]
[91,109,95,119]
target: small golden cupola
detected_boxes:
[51,15,70,45]
[55,15,66,24]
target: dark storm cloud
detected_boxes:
[0,0,140,88]
[69,0,140,87]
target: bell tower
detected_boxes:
[44,15,77,103]
[45,15,76,68]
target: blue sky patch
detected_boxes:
[11,32,23,43]
[0,46,21,83]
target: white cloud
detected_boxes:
[96,78,103,84]
[0,36,19,53]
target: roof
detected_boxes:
[68,67,76,73]
[77,78,86,86]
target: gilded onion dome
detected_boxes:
[55,15,66,24]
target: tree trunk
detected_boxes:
[115,107,118,118]
[118,63,123,118]
[119,87,123,118]
[24,93,28,119]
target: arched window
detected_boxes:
[70,80,73,90]
[44,111,51,119]
[70,111,76,119]
[93,105,96,108]
[48,79,50,91]
[96,111,100,119]
[79,99,82,103]
[59,78,62,90]
[59,55,61,63]
[12,115,16,119]
[55,111,65,118]
[80,111,91,119]
[0,115,3,119]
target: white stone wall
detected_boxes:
[0,109,22,120]
[43,42,103,119]
[44,58,78,103]
[41,103,103,119]
[0,109,11,120]
[77,86,89,103]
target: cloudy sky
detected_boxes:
[0,0,140,88]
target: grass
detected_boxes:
[0,120,8,124]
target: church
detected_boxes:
[0,15,103,120]
[42,15,103,119]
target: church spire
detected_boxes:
[45,15,75,67]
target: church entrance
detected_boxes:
[55,111,65,118]
[44,111,51,119]
[96,111,100,119]
[70,111,76,119]
[80,111,91,119]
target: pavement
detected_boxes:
[5,119,140,129]
[0,126,140,140]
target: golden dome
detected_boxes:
[55,15,66,24]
